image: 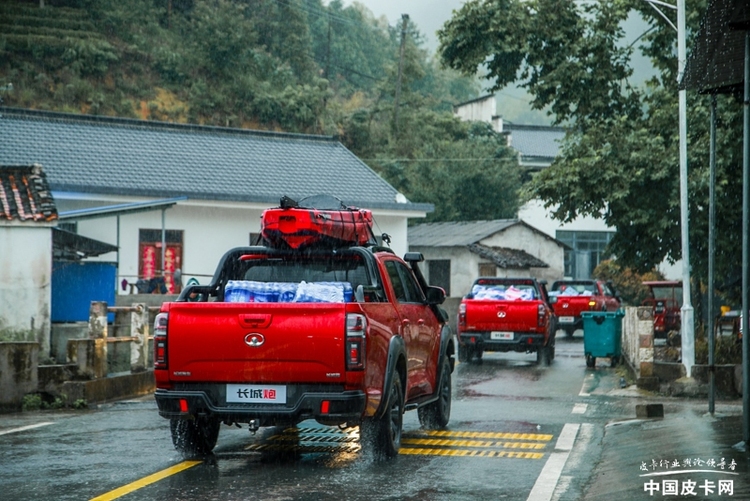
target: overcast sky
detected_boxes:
[337,1,656,124]
[341,0,465,51]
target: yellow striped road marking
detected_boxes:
[402,437,547,450]
[89,461,202,501]
[249,427,552,459]
[399,448,545,459]
[412,430,554,441]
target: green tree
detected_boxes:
[437,0,743,306]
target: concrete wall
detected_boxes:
[454,96,496,124]
[412,246,482,299]
[0,342,39,411]
[0,225,52,354]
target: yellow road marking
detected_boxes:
[89,460,202,501]
[399,448,545,459]
[402,437,547,450]
[414,430,554,441]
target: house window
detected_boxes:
[427,260,451,296]
[556,230,614,279]
[139,229,184,293]
[478,263,496,277]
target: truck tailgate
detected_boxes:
[464,300,539,331]
[554,297,592,317]
[166,302,347,383]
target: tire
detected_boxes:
[536,345,551,366]
[586,355,596,368]
[361,374,404,459]
[170,416,221,455]
[418,357,452,429]
[564,328,575,338]
[458,344,469,363]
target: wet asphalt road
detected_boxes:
[1,332,747,501]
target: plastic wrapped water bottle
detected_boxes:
[278,283,297,302]
[226,280,251,302]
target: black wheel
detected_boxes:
[564,328,575,338]
[458,344,469,363]
[170,416,221,455]
[474,348,484,364]
[537,345,552,366]
[361,374,404,459]
[610,356,619,368]
[418,357,452,429]
[586,355,595,368]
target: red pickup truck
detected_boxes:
[153,199,454,459]
[549,280,621,337]
[456,277,556,365]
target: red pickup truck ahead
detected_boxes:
[549,280,621,337]
[456,277,556,365]
[153,198,454,459]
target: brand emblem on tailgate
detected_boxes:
[244,333,266,347]
[497,311,506,318]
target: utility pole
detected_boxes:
[393,14,409,133]
[325,11,332,80]
[676,0,695,378]
[642,0,693,377]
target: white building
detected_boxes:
[0,108,432,308]
[454,95,679,280]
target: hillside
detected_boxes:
[0,0,525,223]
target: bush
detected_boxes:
[695,335,742,365]
[593,259,665,306]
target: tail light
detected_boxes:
[537,304,546,327]
[154,312,168,369]
[346,313,366,370]
[458,303,466,329]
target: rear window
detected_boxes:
[222,253,372,303]
[470,283,536,301]
[550,281,597,296]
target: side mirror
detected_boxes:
[404,252,424,263]
[425,286,446,305]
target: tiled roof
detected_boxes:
[468,243,548,269]
[408,219,519,247]
[409,218,569,249]
[0,164,58,223]
[505,124,565,162]
[0,107,432,212]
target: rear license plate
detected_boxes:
[226,384,287,404]
[559,316,575,323]
[490,331,514,340]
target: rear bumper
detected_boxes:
[155,384,366,427]
[458,331,547,352]
[556,316,583,330]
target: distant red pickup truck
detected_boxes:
[456,277,556,365]
[153,196,454,458]
[549,280,621,337]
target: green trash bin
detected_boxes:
[581,310,624,368]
